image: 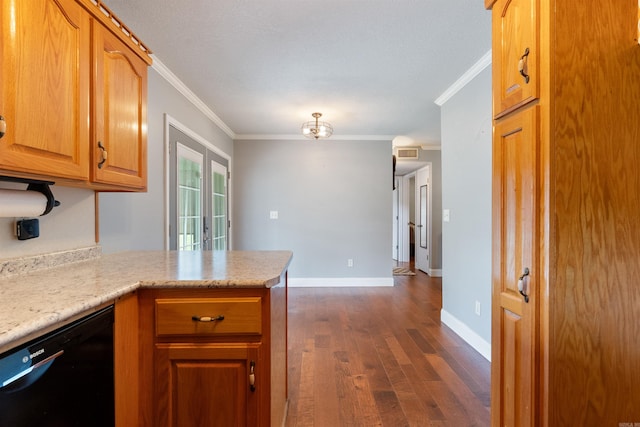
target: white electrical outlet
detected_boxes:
[269,210,278,219]
[347,259,354,267]
[475,301,481,316]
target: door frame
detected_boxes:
[392,176,400,260]
[163,114,232,250]
[397,165,432,269]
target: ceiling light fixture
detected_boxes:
[301,112,333,140]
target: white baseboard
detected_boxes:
[428,268,442,277]
[440,309,491,361]
[288,277,394,287]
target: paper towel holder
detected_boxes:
[0,175,60,216]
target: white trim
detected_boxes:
[400,172,416,263]
[428,269,442,277]
[288,277,394,287]
[440,309,491,361]
[420,145,442,151]
[234,134,396,141]
[434,50,492,106]
[152,56,236,139]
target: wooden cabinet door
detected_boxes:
[155,343,261,427]
[492,0,539,117]
[92,24,147,190]
[0,0,90,180]
[491,106,538,427]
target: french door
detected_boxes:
[168,125,228,251]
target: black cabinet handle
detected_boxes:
[98,141,108,169]
[518,47,531,84]
[518,267,530,303]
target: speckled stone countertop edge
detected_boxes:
[0,249,292,354]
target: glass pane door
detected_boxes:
[177,144,203,251]
[211,161,227,250]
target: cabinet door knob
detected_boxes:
[518,47,531,84]
[0,115,6,138]
[98,141,108,169]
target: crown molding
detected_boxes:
[151,55,236,139]
[234,134,395,141]
[434,50,492,106]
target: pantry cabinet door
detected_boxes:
[491,106,538,427]
[0,0,90,180]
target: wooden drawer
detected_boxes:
[156,297,262,336]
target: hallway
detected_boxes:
[285,269,490,426]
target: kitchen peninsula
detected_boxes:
[0,248,292,426]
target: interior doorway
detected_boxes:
[394,166,431,273]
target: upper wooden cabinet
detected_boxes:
[0,0,151,191]
[91,23,147,190]
[0,0,91,180]
[492,0,539,118]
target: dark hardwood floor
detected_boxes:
[285,265,490,427]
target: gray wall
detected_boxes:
[98,68,234,253]
[233,139,393,281]
[440,65,492,345]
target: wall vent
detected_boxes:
[395,147,419,159]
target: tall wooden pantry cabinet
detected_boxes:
[487,0,640,425]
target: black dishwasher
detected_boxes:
[0,305,114,426]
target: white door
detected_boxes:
[415,166,430,273]
[210,161,228,250]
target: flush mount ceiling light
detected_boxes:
[301,112,333,140]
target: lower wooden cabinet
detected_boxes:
[136,286,288,427]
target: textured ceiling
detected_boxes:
[105,0,491,146]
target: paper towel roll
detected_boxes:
[0,189,49,217]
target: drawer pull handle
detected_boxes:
[191,315,225,322]
[249,360,256,392]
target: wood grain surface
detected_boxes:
[285,269,490,426]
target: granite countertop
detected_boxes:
[0,249,292,353]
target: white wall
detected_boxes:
[98,68,234,253]
[440,65,492,358]
[233,139,394,284]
